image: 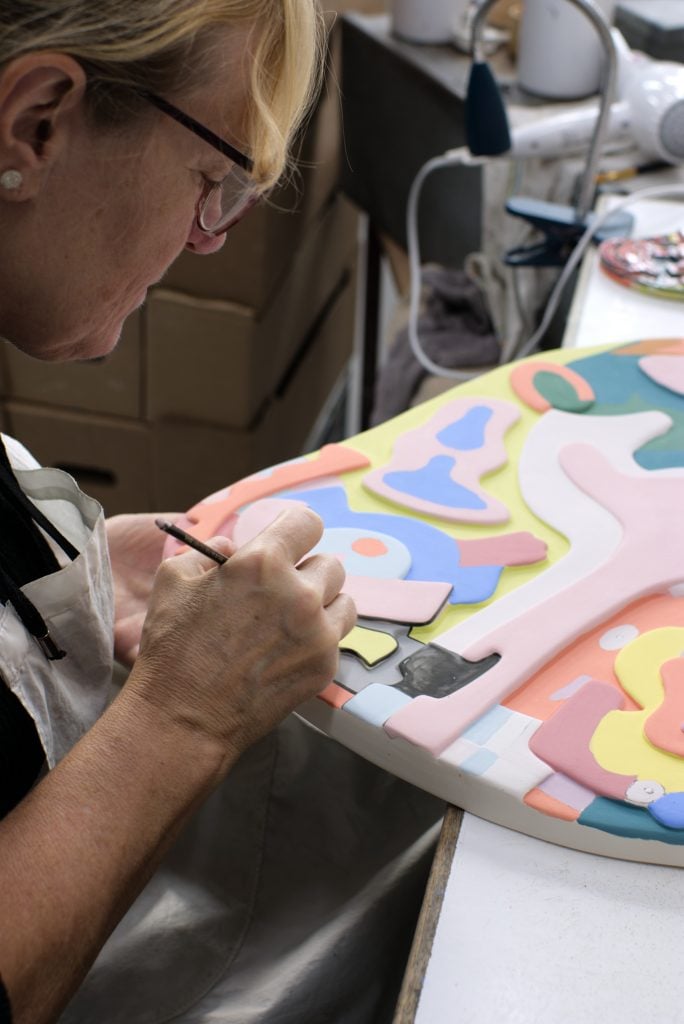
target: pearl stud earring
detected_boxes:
[0,170,23,191]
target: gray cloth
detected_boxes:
[372,266,500,424]
[62,715,444,1024]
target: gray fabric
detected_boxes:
[372,266,500,424]
[193,718,443,1024]
[62,716,444,1024]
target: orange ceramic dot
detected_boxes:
[352,537,388,557]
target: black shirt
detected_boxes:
[0,974,11,1023]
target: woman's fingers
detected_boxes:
[296,552,346,608]
[239,505,324,567]
[325,592,357,641]
[132,501,357,756]
[161,534,236,578]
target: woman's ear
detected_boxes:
[0,53,87,199]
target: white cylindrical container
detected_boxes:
[392,0,465,44]
[517,0,616,99]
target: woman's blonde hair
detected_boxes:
[0,0,325,189]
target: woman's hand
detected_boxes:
[106,513,181,667]
[127,504,356,764]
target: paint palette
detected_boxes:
[599,231,684,300]
[164,339,684,865]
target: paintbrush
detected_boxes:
[155,518,228,565]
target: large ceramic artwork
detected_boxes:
[164,340,684,865]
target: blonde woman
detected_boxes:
[0,3,442,1022]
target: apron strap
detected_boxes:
[0,440,80,562]
[0,437,76,660]
[0,557,66,660]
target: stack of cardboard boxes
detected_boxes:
[0,17,361,515]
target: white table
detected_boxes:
[410,813,684,1024]
[564,196,684,350]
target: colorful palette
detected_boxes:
[599,231,684,301]
[164,340,684,865]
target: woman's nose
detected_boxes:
[185,221,227,255]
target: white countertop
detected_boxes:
[563,196,684,349]
[415,814,684,1024]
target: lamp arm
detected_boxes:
[471,0,618,218]
[569,1,619,216]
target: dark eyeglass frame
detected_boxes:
[137,90,259,235]
[140,90,254,173]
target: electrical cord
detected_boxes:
[510,266,532,349]
[406,147,491,381]
[407,150,684,377]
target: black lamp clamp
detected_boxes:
[504,196,635,267]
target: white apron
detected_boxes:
[0,436,443,1024]
[0,435,116,767]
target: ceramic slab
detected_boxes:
[167,341,684,866]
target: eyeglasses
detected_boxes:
[140,90,259,236]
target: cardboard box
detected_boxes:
[4,402,153,515]
[160,38,344,307]
[153,268,355,511]
[0,267,354,517]
[0,311,143,419]
[146,194,357,429]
